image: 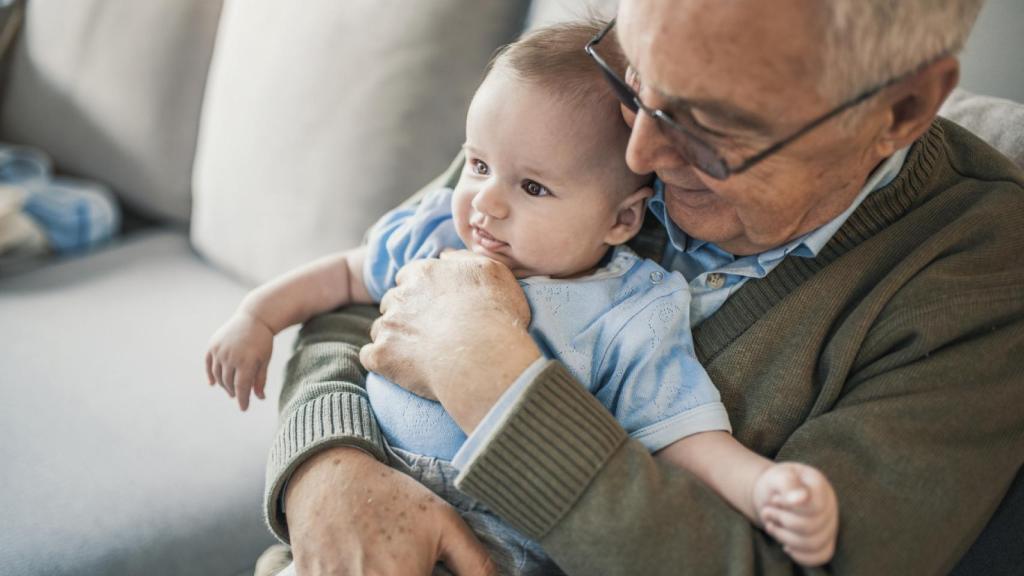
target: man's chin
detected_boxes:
[662,193,748,248]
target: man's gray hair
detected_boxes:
[820,0,986,102]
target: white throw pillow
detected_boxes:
[940,88,1024,169]
[191,0,530,285]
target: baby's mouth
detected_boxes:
[471,225,508,251]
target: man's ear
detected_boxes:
[875,56,959,157]
[605,185,655,246]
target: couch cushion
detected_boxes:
[0,0,23,63]
[0,231,291,575]
[0,0,222,223]
[939,88,1024,169]
[191,0,530,284]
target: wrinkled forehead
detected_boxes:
[617,0,828,115]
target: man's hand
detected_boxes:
[285,446,497,576]
[360,251,542,433]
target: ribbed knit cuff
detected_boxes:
[263,389,386,543]
[455,361,628,540]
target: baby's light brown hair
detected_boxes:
[481,20,648,198]
[484,20,627,113]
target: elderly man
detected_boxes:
[261,0,1024,574]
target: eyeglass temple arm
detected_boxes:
[730,54,946,176]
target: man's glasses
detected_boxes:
[585,18,942,180]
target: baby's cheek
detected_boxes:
[450,205,473,245]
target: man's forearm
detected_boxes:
[456,333,1024,576]
[264,305,384,543]
[454,362,808,575]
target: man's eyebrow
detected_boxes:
[659,90,774,134]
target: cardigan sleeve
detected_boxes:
[454,294,1024,575]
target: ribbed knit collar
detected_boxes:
[691,119,948,362]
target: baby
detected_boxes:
[207,21,838,573]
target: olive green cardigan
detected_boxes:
[264,118,1024,575]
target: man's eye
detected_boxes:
[521,180,550,197]
[684,111,730,139]
[470,159,490,175]
[624,66,729,139]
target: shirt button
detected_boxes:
[706,273,726,289]
[650,271,664,284]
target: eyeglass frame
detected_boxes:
[585,18,945,180]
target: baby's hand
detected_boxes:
[752,462,838,567]
[205,312,274,411]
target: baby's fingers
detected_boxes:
[764,521,834,564]
[783,539,835,568]
[209,355,229,396]
[771,487,809,508]
[205,351,216,386]
[220,364,236,398]
[761,505,827,537]
[254,362,268,400]
[234,367,254,411]
[797,467,837,511]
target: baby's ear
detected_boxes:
[605,185,654,246]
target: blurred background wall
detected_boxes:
[959,0,1024,102]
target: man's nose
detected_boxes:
[472,180,509,219]
[624,107,690,175]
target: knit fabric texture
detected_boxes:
[264,118,1024,574]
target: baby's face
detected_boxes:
[453,70,643,279]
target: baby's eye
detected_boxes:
[470,159,490,176]
[522,179,550,197]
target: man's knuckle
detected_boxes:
[360,342,375,357]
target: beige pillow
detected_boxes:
[939,88,1024,169]
[191,0,530,285]
[0,0,222,223]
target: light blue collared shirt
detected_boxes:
[363,189,731,461]
[452,147,909,471]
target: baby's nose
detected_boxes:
[471,182,509,219]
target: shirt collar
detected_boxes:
[647,146,910,262]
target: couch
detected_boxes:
[0,1,1020,575]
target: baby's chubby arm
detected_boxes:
[205,247,373,410]
[657,434,838,567]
